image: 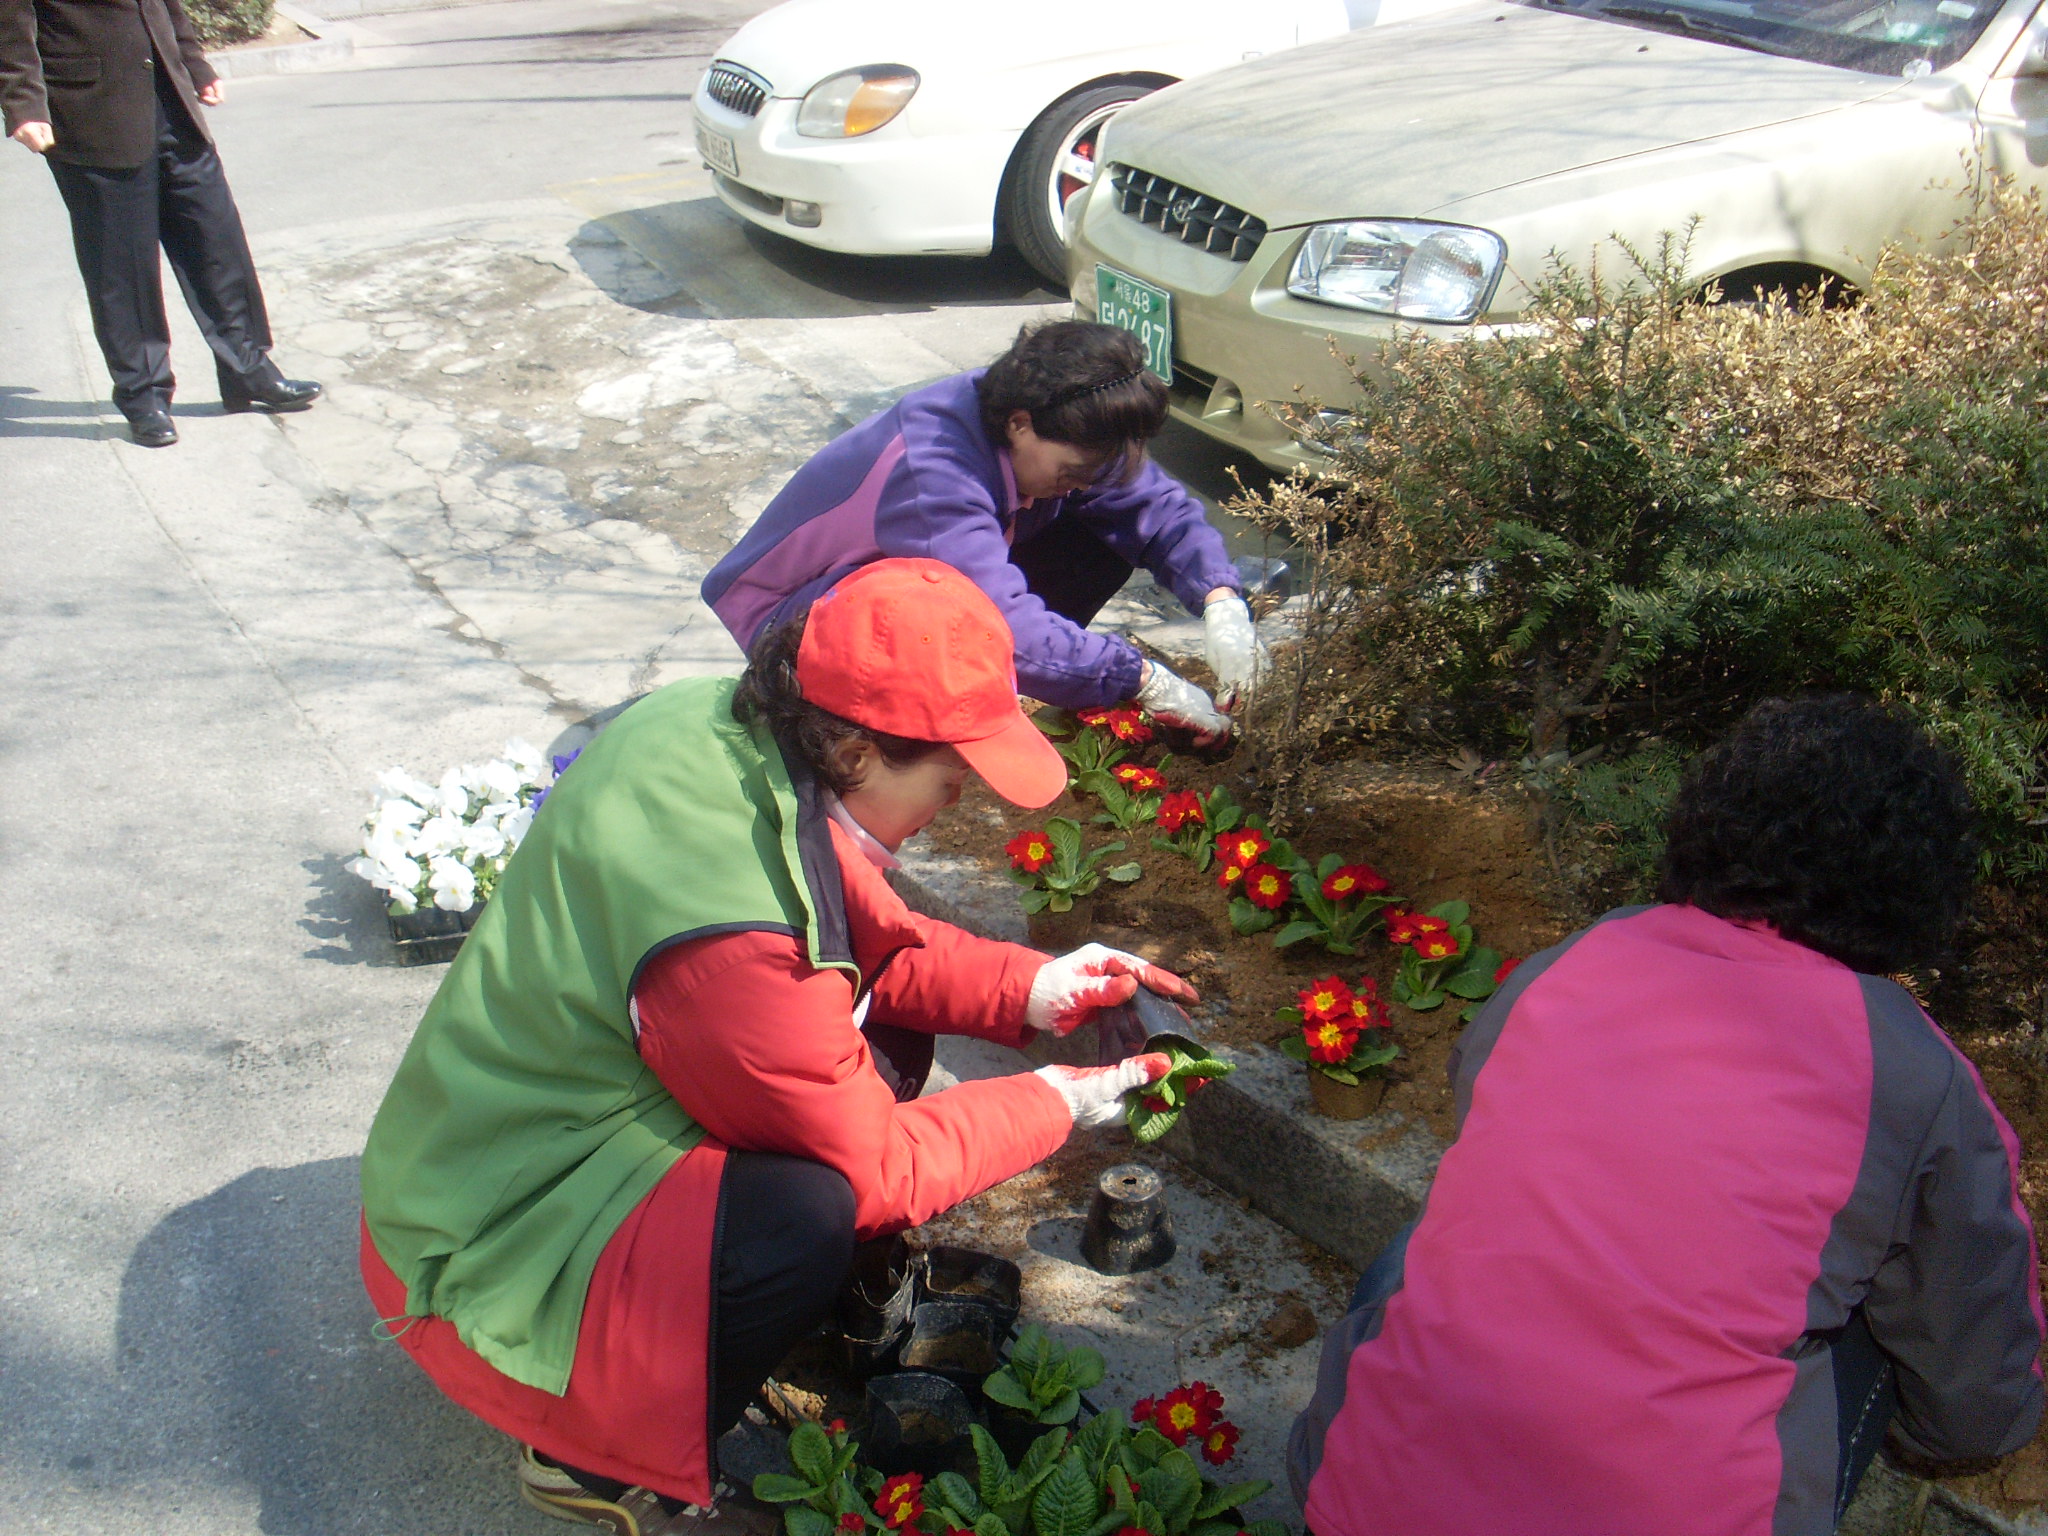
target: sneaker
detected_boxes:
[518,1446,780,1536]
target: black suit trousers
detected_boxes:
[46,76,271,409]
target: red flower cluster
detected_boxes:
[1078,707,1152,744]
[1113,762,1165,793]
[838,1516,865,1534]
[1304,1016,1359,1065]
[1241,864,1292,911]
[1132,1381,1226,1447]
[1006,829,1053,873]
[1349,976,1389,1029]
[1215,829,1270,868]
[874,1473,924,1529]
[1298,975,1352,1024]
[1321,862,1389,901]
[1200,1420,1240,1466]
[1154,790,1204,832]
[1385,909,1457,959]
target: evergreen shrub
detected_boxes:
[183,0,274,49]
[1236,184,2048,879]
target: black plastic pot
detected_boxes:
[919,1246,1022,1337]
[863,1371,980,1476]
[387,902,482,965]
[837,1235,917,1376]
[897,1300,1004,1383]
[1081,1163,1175,1275]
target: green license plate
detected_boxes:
[1096,265,1173,383]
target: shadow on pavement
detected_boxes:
[298,852,409,968]
[574,203,1059,323]
[113,1157,534,1534]
[0,385,111,441]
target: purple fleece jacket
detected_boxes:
[700,370,1239,708]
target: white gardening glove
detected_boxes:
[1203,594,1268,710]
[1026,943,1201,1037]
[1136,660,1232,742]
[1034,1053,1173,1129]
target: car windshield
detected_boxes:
[1517,0,2006,73]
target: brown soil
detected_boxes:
[923,749,1572,1145]
[922,738,2048,1518]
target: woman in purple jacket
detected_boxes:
[703,321,1261,738]
[1291,696,2042,1535]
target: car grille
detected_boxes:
[1108,166,1267,262]
[705,61,771,118]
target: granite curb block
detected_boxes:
[881,860,1441,1274]
[205,2,353,76]
[883,856,2029,1536]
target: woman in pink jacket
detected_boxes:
[360,560,1190,1535]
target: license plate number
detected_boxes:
[696,126,739,178]
[1095,266,1173,383]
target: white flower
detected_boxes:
[412,813,466,857]
[370,798,426,837]
[477,757,525,802]
[503,738,546,784]
[436,767,473,817]
[376,767,439,806]
[461,820,508,861]
[347,851,424,903]
[498,804,535,848]
[428,856,478,911]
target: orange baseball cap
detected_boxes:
[796,558,1068,809]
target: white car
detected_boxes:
[690,0,1456,283]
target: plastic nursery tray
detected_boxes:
[386,902,482,965]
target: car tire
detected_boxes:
[1003,82,1155,287]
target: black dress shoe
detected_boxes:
[125,405,178,447]
[221,368,322,414]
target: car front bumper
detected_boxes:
[691,93,1015,258]
[1067,184,1479,474]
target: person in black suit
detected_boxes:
[0,0,319,446]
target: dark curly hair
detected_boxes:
[730,613,944,796]
[1656,695,1978,973]
[976,320,1169,484]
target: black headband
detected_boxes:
[1045,367,1145,411]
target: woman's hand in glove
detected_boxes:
[1026,944,1201,1036]
[1137,659,1232,745]
[1035,1054,1173,1129]
[1203,594,1269,711]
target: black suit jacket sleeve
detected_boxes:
[0,0,49,137]
[0,0,215,166]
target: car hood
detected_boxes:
[715,0,1284,96]
[1096,1,1911,228]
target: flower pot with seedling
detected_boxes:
[1387,901,1503,1019]
[1278,975,1400,1121]
[1007,817,1141,941]
[1271,855,1401,957]
[1122,1032,1235,1144]
[981,1323,1106,1457]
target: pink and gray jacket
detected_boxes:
[700,370,1239,708]
[1290,903,2043,1536]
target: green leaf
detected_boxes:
[1072,1408,1125,1472]
[1444,968,1499,1000]
[1277,1033,1310,1062]
[973,1517,1010,1536]
[1047,891,1073,913]
[972,1425,1012,1504]
[983,1369,1037,1413]
[932,1473,984,1522]
[1067,1349,1106,1393]
[1316,851,1346,879]
[1408,988,1446,1010]
[1322,1066,1360,1085]
[1046,818,1083,869]
[1032,1455,1102,1536]
[1140,1451,1203,1533]
[1127,1427,1176,1467]
[1020,887,1052,914]
[1040,1387,1083,1425]
[1014,1429,1071,1496]
[1428,899,1471,925]
[1242,1521,1292,1536]
[1193,1481,1271,1520]
[1084,1512,1130,1536]
[788,1422,834,1486]
[1271,919,1326,949]
[1228,898,1277,935]
[755,1474,819,1504]
[784,1507,833,1536]
[1104,862,1143,882]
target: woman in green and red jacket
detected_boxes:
[358,559,1188,1536]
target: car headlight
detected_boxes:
[1287,221,1505,323]
[796,65,920,138]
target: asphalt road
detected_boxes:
[0,7,1281,1532]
